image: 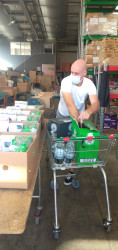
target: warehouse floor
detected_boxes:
[0,137,118,250]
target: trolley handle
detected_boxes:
[54,134,118,142]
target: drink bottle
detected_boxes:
[35,111,41,115]
[28,116,32,121]
[20,142,28,152]
[26,137,32,147]
[23,124,30,132]
[16,136,23,146]
[33,116,38,121]
[9,138,20,152]
[54,142,65,164]
[64,141,75,163]
[30,124,37,132]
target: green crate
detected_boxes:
[71,117,100,166]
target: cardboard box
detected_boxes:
[17,110,44,129]
[0,122,41,137]
[103,57,118,66]
[13,87,17,95]
[42,64,55,76]
[12,115,41,123]
[29,92,54,108]
[0,75,7,87]
[36,75,55,91]
[0,135,39,189]
[17,82,30,93]
[0,86,15,96]
[7,71,21,80]
[29,70,36,83]
[86,13,118,36]
[103,111,117,129]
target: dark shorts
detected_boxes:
[56,109,69,119]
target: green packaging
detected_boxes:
[71,116,100,166]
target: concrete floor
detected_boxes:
[0,138,118,250]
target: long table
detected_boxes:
[0,126,46,234]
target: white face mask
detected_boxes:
[71,73,84,85]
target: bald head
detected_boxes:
[71,59,87,76]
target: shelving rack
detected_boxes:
[81,0,118,58]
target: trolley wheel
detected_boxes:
[72,178,80,189]
[53,229,60,240]
[103,218,112,232]
[50,179,59,190]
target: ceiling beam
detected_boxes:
[18,0,39,41]
[11,12,79,17]
[1,1,19,4]
[31,0,47,38]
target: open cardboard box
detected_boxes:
[29,92,54,108]
[16,110,45,129]
[15,104,44,110]
[0,135,39,189]
[15,115,41,123]
[0,122,41,138]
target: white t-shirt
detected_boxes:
[58,74,97,116]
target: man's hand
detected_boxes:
[78,95,100,123]
[78,109,91,124]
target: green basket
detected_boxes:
[71,116,100,166]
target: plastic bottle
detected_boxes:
[16,136,24,146]
[33,116,39,121]
[28,116,32,121]
[30,124,37,132]
[9,138,20,152]
[64,141,75,163]
[51,131,57,154]
[26,137,33,147]
[54,142,65,164]
[23,124,30,132]
[36,111,41,115]
[20,142,28,152]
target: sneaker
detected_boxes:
[64,171,74,186]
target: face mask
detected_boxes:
[71,73,84,85]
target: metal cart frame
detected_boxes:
[47,130,118,239]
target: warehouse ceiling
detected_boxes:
[0,0,81,47]
[0,0,118,48]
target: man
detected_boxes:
[56,59,100,185]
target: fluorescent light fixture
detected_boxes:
[8,5,15,25]
[115,5,118,10]
[26,35,33,42]
[8,20,15,25]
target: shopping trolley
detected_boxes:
[47,125,118,240]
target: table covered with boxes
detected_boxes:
[0,101,46,234]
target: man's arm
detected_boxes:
[63,92,79,120]
[78,94,100,122]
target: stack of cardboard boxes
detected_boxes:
[0,71,31,96]
[85,40,101,67]
[85,38,118,67]
[29,64,56,91]
[99,38,118,66]
[0,74,17,96]
[17,82,31,93]
[86,13,118,36]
